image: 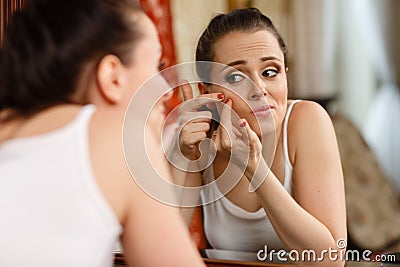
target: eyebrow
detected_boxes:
[222,60,246,71]
[222,56,282,71]
[261,56,281,63]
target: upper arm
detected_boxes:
[168,132,203,225]
[120,137,205,267]
[121,178,205,267]
[289,101,347,241]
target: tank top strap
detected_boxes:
[282,100,301,190]
[75,104,96,126]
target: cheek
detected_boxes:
[209,86,246,106]
[271,79,288,101]
[272,88,287,102]
[215,90,251,117]
[231,99,251,119]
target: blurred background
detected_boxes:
[2,0,400,255]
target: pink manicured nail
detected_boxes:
[217,93,224,99]
[240,121,247,127]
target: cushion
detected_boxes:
[332,114,400,250]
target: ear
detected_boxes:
[96,54,124,104]
[198,82,210,94]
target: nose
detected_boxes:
[248,78,268,100]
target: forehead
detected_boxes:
[213,30,283,63]
[128,14,161,64]
[132,14,161,57]
[140,14,160,44]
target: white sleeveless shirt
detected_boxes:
[0,105,122,267]
[200,100,301,252]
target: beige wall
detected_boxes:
[170,0,289,64]
[170,0,227,64]
[252,0,290,41]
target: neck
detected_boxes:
[0,104,82,143]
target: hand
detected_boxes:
[177,81,224,160]
[213,99,269,191]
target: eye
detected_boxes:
[262,69,278,78]
[225,72,246,83]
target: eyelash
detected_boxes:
[262,69,279,78]
[225,72,246,83]
[225,68,279,84]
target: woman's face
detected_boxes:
[208,30,288,137]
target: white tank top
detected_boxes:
[200,100,301,252]
[0,105,122,267]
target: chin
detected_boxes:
[260,127,276,137]
[250,115,275,135]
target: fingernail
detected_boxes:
[217,93,224,99]
[240,121,247,127]
[225,98,232,103]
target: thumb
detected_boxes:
[219,99,233,147]
[180,79,193,101]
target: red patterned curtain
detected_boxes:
[0,0,26,45]
[139,0,181,111]
[139,0,176,69]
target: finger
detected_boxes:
[238,119,249,145]
[219,99,233,150]
[241,119,259,150]
[180,131,207,147]
[179,110,212,125]
[232,126,243,141]
[180,96,223,112]
[212,130,222,152]
[229,112,244,140]
[197,92,224,100]
[180,79,193,101]
[198,92,225,110]
[184,122,210,134]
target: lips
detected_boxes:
[251,105,273,117]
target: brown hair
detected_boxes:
[196,7,287,81]
[0,0,143,119]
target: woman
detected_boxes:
[0,0,205,266]
[175,8,346,266]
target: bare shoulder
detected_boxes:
[89,110,139,224]
[286,100,337,163]
[287,100,333,133]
